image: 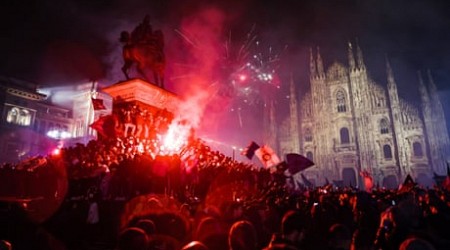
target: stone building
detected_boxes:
[0,77,113,163]
[278,43,450,188]
[0,77,73,163]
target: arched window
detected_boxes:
[413,142,423,157]
[336,90,347,112]
[304,128,313,142]
[380,118,389,134]
[18,109,31,126]
[340,127,350,144]
[306,151,313,161]
[383,145,392,159]
[6,107,19,123]
[6,107,31,126]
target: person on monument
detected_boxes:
[121,106,136,138]
[141,109,152,139]
[134,107,146,139]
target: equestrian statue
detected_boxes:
[120,15,165,88]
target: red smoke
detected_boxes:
[167,6,234,137]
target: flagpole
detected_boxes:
[232,146,236,161]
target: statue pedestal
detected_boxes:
[102,78,180,115]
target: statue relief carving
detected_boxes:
[120,15,165,88]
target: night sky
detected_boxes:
[1,0,450,150]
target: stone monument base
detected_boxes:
[102,78,180,116]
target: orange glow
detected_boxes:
[160,119,192,155]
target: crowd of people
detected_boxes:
[1,124,450,249]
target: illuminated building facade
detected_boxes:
[278,43,450,188]
[0,77,74,163]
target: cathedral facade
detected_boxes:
[278,43,450,189]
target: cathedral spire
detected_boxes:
[348,41,356,70]
[427,69,438,95]
[290,72,297,101]
[418,70,430,105]
[385,55,398,95]
[356,39,365,69]
[386,55,395,86]
[309,47,316,78]
[316,46,325,76]
[289,72,300,152]
[427,69,446,118]
[426,70,450,173]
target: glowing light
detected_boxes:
[47,130,71,139]
[160,119,192,155]
[137,142,144,153]
[52,148,61,156]
[175,24,284,107]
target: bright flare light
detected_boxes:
[52,148,61,156]
[160,119,192,155]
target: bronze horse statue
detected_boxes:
[120,30,165,88]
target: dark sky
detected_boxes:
[2,0,450,85]
[1,0,450,149]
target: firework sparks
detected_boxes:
[173,25,285,107]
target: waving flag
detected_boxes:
[285,153,315,175]
[255,145,281,168]
[90,115,118,138]
[241,141,260,160]
[92,98,106,110]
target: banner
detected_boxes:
[241,141,260,160]
[255,145,281,168]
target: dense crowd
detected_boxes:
[1,132,450,250]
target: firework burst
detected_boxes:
[173,24,285,107]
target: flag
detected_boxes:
[300,173,314,188]
[241,141,260,160]
[398,174,416,193]
[92,98,106,110]
[90,116,107,137]
[255,145,281,168]
[90,115,117,138]
[360,170,373,193]
[285,153,315,175]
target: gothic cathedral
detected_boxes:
[278,43,450,189]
